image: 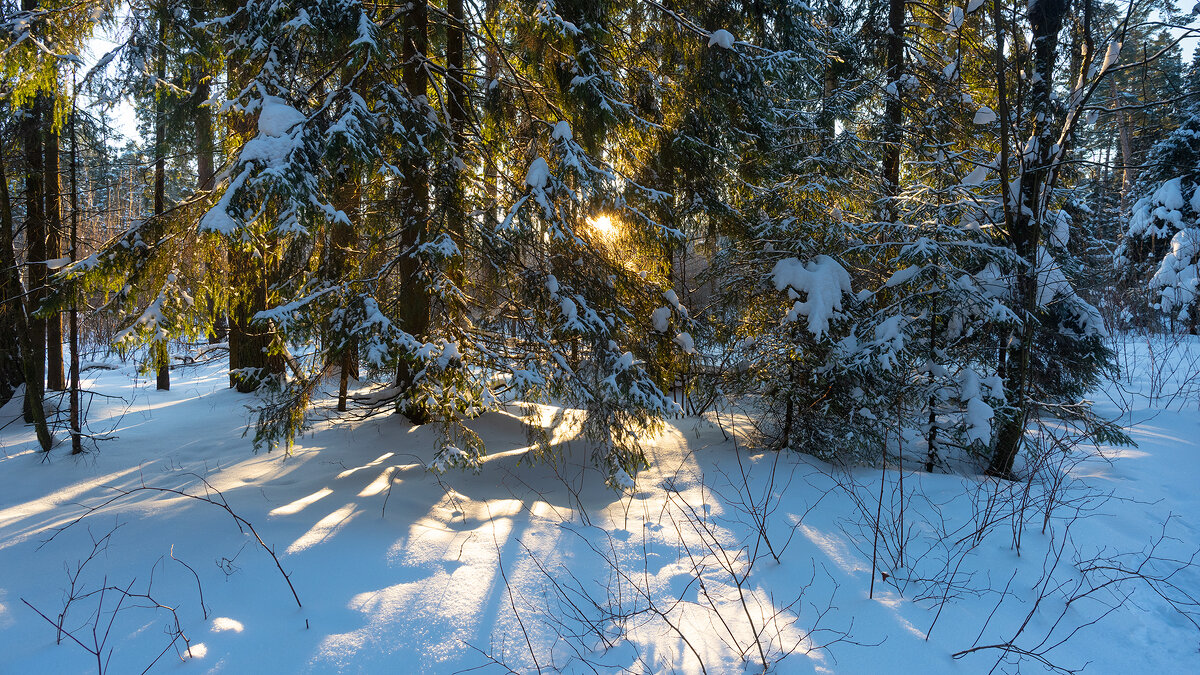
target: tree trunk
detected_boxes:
[0,157,22,407]
[395,1,431,424]
[1112,79,1136,212]
[44,102,65,392]
[195,85,214,191]
[820,43,837,144]
[989,0,1072,479]
[22,97,46,421]
[154,13,170,391]
[327,169,358,412]
[0,141,53,451]
[227,245,282,393]
[193,0,224,345]
[479,0,500,309]
[69,84,82,454]
[925,265,940,473]
[447,0,467,281]
[881,0,904,215]
[223,55,282,392]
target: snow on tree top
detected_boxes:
[708,29,735,49]
[1151,229,1200,320]
[973,106,996,125]
[1154,177,1186,212]
[771,255,852,338]
[257,96,305,137]
[526,157,551,188]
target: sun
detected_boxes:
[587,214,617,238]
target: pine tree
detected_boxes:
[1117,55,1200,331]
[1,0,106,447]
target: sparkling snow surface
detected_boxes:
[2,336,1200,674]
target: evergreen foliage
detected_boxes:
[3,0,1191,481]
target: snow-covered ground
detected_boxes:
[1,335,1199,674]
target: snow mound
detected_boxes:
[1152,229,1200,318]
[973,106,996,125]
[187,643,208,659]
[525,157,551,189]
[1154,177,1186,211]
[708,29,735,49]
[212,617,245,633]
[258,96,305,137]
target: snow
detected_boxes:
[663,288,681,309]
[771,255,853,338]
[885,265,921,288]
[614,351,636,371]
[961,164,989,186]
[1035,248,1108,336]
[963,396,994,444]
[1102,41,1122,72]
[673,331,696,354]
[199,96,309,236]
[942,58,958,80]
[707,29,735,49]
[651,306,671,332]
[973,106,996,124]
[257,96,305,137]
[199,168,252,234]
[1154,177,1186,212]
[349,12,376,49]
[187,643,208,659]
[959,368,994,444]
[559,296,578,325]
[1050,209,1070,248]
[967,0,986,12]
[435,341,460,369]
[525,157,551,189]
[551,120,572,141]
[1035,247,1073,306]
[2,340,1200,674]
[212,617,245,633]
[1151,229,1200,318]
[1127,178,1193,243]
[947,7,964,31]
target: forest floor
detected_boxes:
[1,334,1199,674]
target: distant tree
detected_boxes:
[1117,70,1200,331]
